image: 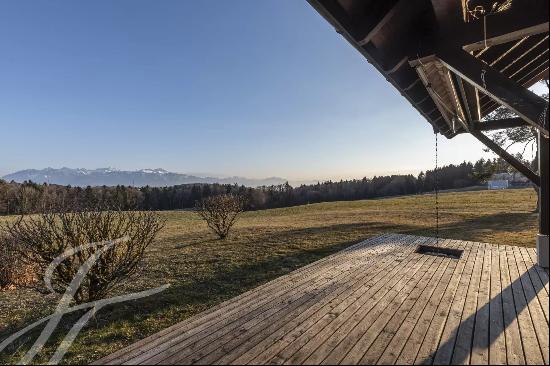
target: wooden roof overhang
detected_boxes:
[307,0,549,139]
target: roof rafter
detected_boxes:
[356,0,415,46]
[308,0,548,138]
[436,47,549,136]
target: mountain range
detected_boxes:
[2,167,289,188]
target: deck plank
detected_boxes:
[340,242,454,364]
[279,238,438,365]
[512,246,549,365]
[506,245,544,365]
[450,240,486,365]
[360,240,462,365]
[432,242,480,365]
[249,236,431,365]
[401,240,472,365]
[525,248,550,294]
[399,240,475,365]
[470,242,492,365]
[151,243,394,364]
[499,244,526,365]
[488,244,507,365]
[229,236,424,365]
[519,247,549,323]
[312,238,442,365]
[92,234,549,366]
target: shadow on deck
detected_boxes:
[94,234,549,365]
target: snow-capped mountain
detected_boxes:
[2,167,287,187]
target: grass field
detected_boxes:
[0,188,539,364]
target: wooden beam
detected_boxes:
[357,0,432,74]
[389,66,418,90]
[462,22,548,53]
[480,59,549,115]
[416,65,454,131]
[386,56,408,74]
[457,77,474,124]
[449,71,472,127]
[357,0,413,46]
[411,1,549,65]
[471,117,529,131]
[508,50,549,81]
[481,36,530,68]
[497,35,548,73]
[437,47,549,136]
[437,0,546,48]
[470,130,540,186]
[524,68,549,90]
[308,1,356,38]
[474,88,482,123]
[403,78,422,91]
[464,81,481,121]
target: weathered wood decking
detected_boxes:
[95,234,549,365]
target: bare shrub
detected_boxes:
[3,208,165,303]
[0,233,37,290]
[195,194,245,239]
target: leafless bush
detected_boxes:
[0,233,37,290]
[195,194,245,239]
[3,207,165,303]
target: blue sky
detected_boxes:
[0,0,496,180]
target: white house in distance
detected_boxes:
[488,172,530,190]
[488,179,508,189]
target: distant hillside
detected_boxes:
[2,167,287,188]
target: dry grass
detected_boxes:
[0,188,538,364]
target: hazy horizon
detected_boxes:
[0,162,475,185]
[2,1,544,182]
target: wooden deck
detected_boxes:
[95,234,549,365]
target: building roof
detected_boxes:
[307,0,549,138]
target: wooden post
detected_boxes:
[538,131,549,268]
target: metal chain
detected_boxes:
[435,132,439,245]
[539,103,548,137]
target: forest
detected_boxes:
[0,157,530,215]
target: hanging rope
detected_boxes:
[483,15,488,48]
[435,132,440,245]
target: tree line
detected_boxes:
[0,157,528,215]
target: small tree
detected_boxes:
[3,207,165,304]
[195,194,245,239]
